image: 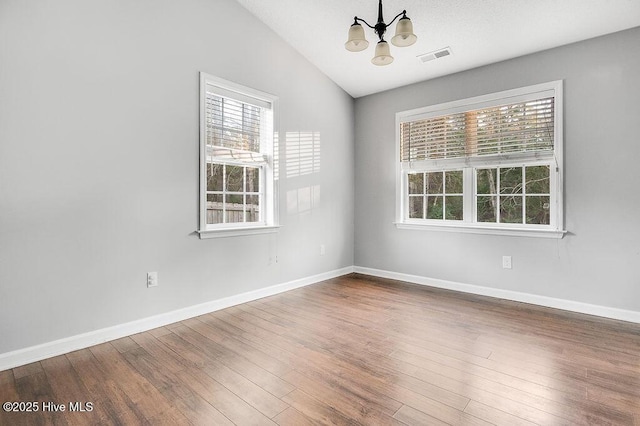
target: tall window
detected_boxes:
[199,73,278,238]
[396,81,564,238]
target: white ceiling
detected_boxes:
[234,0,640,98]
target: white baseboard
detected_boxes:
[354,266,640,324]
[0,266,354,372]
[3,264,637,371]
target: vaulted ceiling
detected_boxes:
[234,0,640,98]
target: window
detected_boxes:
[395,81,565,238]
[408,170,464,220]
[198,73,278,238]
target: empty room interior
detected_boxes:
[2,0,640,424]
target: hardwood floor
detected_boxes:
[2,273,639,425]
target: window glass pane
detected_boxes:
[207,163,224,192]
[500,195,523,223]
[477,169,497,195]
[226,193,243,204]
[500,167,523,194]
[225,165,244,192]
[246,195,260,222]
[246,167,260,192]
[445,170,463,194]
[409,196,424,219]
[426,196,443,219]
[445,196,463,220]
[225,194,244,223]
[206,194,223,224]
[525,165,550,194]
[526,196,550,225]
[426,172,443,194]
[477,196,497,222]
[408,173,424,194]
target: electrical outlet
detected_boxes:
[147,272,158,287]
[320,244,326,256]
[502,256,512,269]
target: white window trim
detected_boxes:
[395,81,565,238]
[198,73,280,239]
[198,225,281,239]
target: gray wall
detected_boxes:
[354,27,640,312]
[0,0,354,354]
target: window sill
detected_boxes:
[395,222,566,239]
[198,225,281,239]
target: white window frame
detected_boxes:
[395,81,566,238]
[198,73,279,239]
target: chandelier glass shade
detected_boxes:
[391,17,417,47]
[345,23,369,52]
[372,41,393,66]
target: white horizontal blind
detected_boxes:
[205,91,266,163]
[400,97,554,162]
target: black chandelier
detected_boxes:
[345,0,417,66]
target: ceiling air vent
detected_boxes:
[417,47,452,63]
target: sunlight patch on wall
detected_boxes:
[286,131,321,178]
[287,185,321,215]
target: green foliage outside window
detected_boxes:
[476,165,550,225]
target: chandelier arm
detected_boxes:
[354,17,376,30]
[386,10,407,27]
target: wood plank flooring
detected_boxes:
[2,273,639,425]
